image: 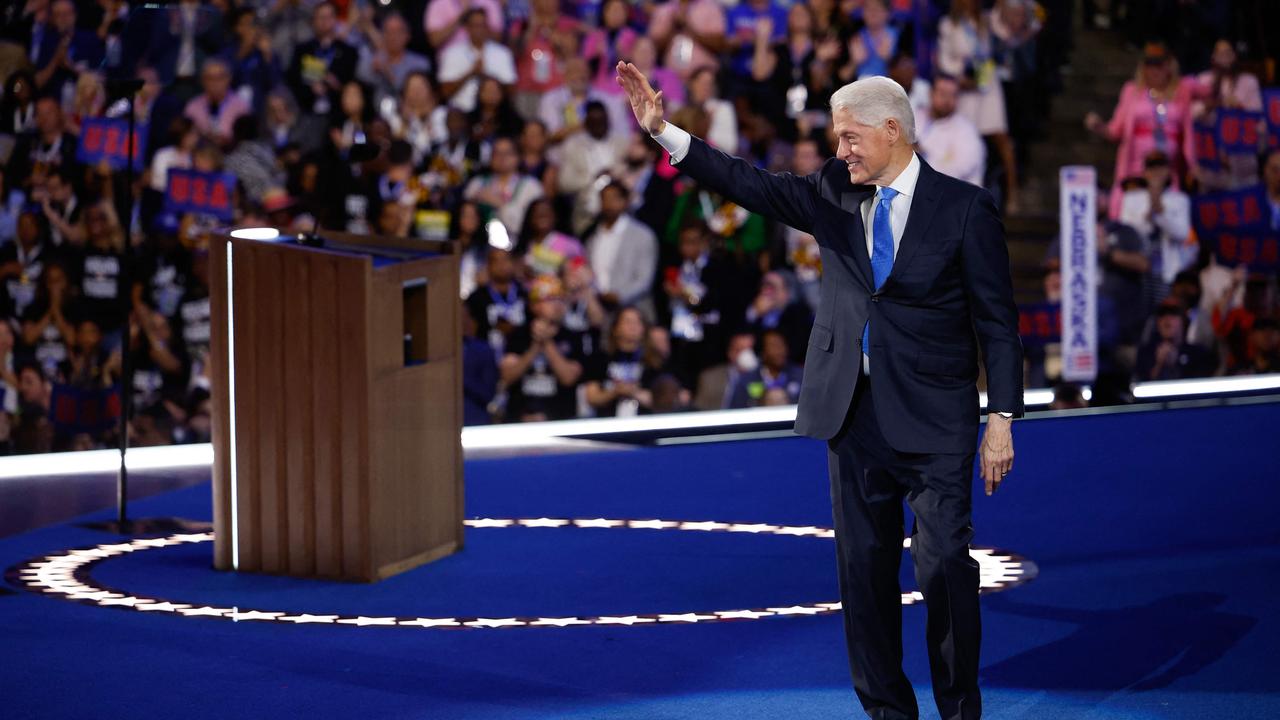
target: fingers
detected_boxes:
[981,451,1012,496]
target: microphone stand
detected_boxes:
[107,76,145,533]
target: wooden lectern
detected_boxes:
[209,230,463,582]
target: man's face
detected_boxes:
[600,187,628,220]
[1157,313,1184,341]
[727,334,754,364]
[201,63,231,101]
[51,0,74,32]
[312,4,336,39]
[488,249,515,282]
[1172,279,1200,307]
[678,228,707,260]
[1143,161,1170,190]
[48,176,71,203]
[888,56,916,90]
[34,98,61,136]
[832,107,894,185]
[465,12,488,46]
[383,15,408,53]
[585,107,609,139]
[793,141,822,176]
[1264,153,1280,194]
[761,333,788,369]
[17,214,39,246]
[930,79,959,119]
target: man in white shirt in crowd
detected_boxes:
[586,181,658,319]
[1118,149,1195,307]
[438,8,516,113]
[914,74,985,187]
[559,101,631,234]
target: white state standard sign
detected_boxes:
[1059,166,1098,382]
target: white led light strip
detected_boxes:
[225,242,240,570]
[8,518,1036,629]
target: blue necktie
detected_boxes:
[862,187,898,357]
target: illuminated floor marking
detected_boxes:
[6,519,1037,629]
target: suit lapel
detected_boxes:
[883,160,940,290]
[839,187,875,290]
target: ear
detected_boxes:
[883,117,901,146]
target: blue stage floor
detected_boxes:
[2,401,1279,719]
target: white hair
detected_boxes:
[829,76,916,144]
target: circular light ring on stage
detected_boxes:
[6,518,1037,629]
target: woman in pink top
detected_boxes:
[584,0,639,95]
[1085,43,1197,218]
[648,0,727,81]
[625,35,684,109]
[1192,39,1264,192]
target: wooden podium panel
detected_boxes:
[209,231,462,581]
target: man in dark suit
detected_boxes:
[617,63,1024,720]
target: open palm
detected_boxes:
[615,61,665,136]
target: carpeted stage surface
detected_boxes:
[2,401,1279,719]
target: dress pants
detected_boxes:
[826,375,982,720]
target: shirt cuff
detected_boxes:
[996,411,1013,419]
[652,122,692,164]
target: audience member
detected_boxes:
[463,136,543,235]
[744,270,811,365]
[1118,150,1196,310]
[693,332,756,411]
[499,275,585,422]
[1135,303,1215,381]
[584,181,658,317]
[915,74,986,187]
[437,8,516,113]
[465,247,527,357]
[1085,42,1196,218]
[1191,38,1263,192]
[286,2,359,117]
[728,329,802,408]
[585,306,658,417]
[558,101,630,234]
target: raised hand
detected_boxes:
[615,61,665,136]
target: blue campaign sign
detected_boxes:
[1264,88,1280,150]
[164,169,237,222]
[1212,228,1280,272]
[1192,122,1221,171]
[76,117,147,171]
[1215,108,1264,156]
[1018,302,1062,347]
[1193,185,1268,236]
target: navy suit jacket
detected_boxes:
[677,137,1024,454]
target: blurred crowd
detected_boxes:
[0,0,1276,450]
